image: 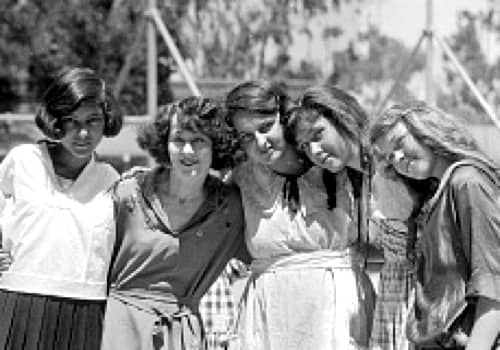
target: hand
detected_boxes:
[452,329,469,347]
[0,249,13,275]
[121,166,150,179]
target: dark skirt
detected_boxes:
[0,289,105,350]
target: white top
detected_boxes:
[234,161,358,263]
[0,143,119,300]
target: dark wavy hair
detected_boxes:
[288,85,368,148]
[137,96,242,170]
[225,80,296,143]
[35,67,122,139]
[286,85,370,209]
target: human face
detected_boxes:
[59,103,105,160]
[168,114,213,179]
[373,122,436,180]
[231,111,288,166]
[296,114,351,173]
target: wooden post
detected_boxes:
[425,0,435,105]
[150,8,201,97]
[147,0,158,118]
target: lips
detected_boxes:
[73,142,92,149]
[180,158,198,166]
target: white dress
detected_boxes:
[234,161,374,350]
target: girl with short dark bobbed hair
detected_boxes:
[35,67,122,139]
[0,67,122,349]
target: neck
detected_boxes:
[168,169,206,199]
[49,143,90,179]
[346,142,362,171]
[269,145,307,176]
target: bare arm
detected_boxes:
[466,297,500,350]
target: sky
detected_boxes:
[371,0,491,46]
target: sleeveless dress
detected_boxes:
[234,161,374,350]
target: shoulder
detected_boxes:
[5,143,42,162]
[221,181,242,205]
[206,175,243,216]
[93,160,120,182]
[448,163,497,191]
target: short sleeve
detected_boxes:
[451,168,500,302]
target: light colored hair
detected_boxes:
[369,101,499,172]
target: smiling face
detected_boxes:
[295,112,351,173]
[168,113,213,180]
[231,110,288,166]
[373,121,436,180]
[58,102,105,161]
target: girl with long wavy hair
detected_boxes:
[369,101,500,350]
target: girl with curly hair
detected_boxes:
[370,101,500,350]
[101,96,250,350]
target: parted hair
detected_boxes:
[137,96,242,170]
[287,85,368,148]
[35,67,123,139]
[225,80,295,138]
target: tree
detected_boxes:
[437,10,493,123]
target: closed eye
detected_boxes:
[258,120,275,133]
[298,142,309,154]
[311,128,323,142]
[238,132,254,143]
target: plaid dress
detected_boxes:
[370,217,416,350]
[199,260,246,350]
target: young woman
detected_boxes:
[0,67,123,349]
[288,85,425,350]
[225,81,374,350]
[369,102,500,350]
[101,97,250,350]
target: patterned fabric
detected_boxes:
[199,267,237,350]
[370,217,416,350]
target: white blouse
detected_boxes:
[0,143,118,300]
[234,161,358,262]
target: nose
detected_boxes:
[254,132,269,150]
[77,126,89,138]
[182,141,195,154]
[309,142,322,155]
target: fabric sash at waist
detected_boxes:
[250,249,360,275]
[108,289,194,316]
[109,289,202,349]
